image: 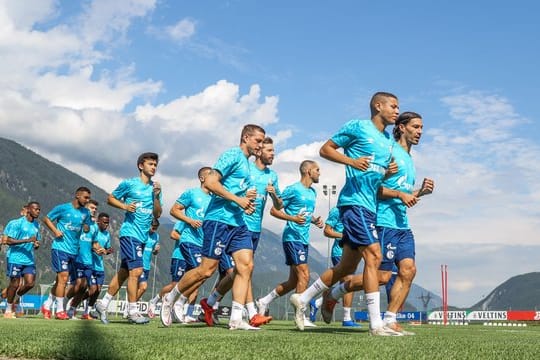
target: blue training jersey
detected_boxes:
[92,228,112,272]
[331,119,394,212]
[77,222,98,265]
[325,207,344,258]
[377,144,416,229]
[47,202,92,255]
[244,162,281,232]
[143,231,160,271]
[204,147,252,227]
[5,216,41,265]
[177,187,211,247]
[112,177,163,243]
[281,182,317,245]
[171,221,185,260]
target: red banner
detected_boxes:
[507,311,540,321]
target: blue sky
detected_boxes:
[1,0,539,307]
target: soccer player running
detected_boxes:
[257,160,324,328]
[202,137,283,327]
[87,212,113,319]
[66,199,99,319]
[96,152,162,325]
[319,112,434,335]
[168,167,212,323]
[42,187,93,320]
[3,202,41,318]
[289,92,402,335]
[308,206,361,328]
[160,124,264,330]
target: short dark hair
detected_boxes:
[393,111,422,140]
[198,166,212,178]
[97,212,110,220]
[299,160,317,175]
[240,124,265,143]
[26,201,40,208]
[263,137,273,145]
[370,92,398,116]
[76,186,91,194]
[137,152,159,169]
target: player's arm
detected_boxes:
[42,216,63,238]
[5,236,36,245]
[324,224,342,239]
[311,215,324,228]
[170,203,201,229]
[152,181,162,219]
[107,193,137,212]
[320,140,371,171]
[413,178,434,198]
[270,206,306,225]
[378,186,418,208]
[170,229,181,241]
[205,169,255,214]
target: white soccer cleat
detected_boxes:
[95,300,109,325]
[385,321,415,336]
[229,320,261,331]
[369,325,404,336]
[289,293,306,331]
[303,317,317,328]
[160,299,173,327]
[172,302,185,323]
[183,315,198,323]
[147,302,157,319]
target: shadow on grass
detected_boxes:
[55,320,121,360]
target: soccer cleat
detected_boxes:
[128,313,150,325]
[122,309,129,319]
[3,312,16,319]
[289,293,306,331]
[89,310,99,319]
[386,321,415,335]
[309,298,319,322]
[199,298,215,327]
[321,291,337,324]
[256,298,268,316]
[212,310,220,325]
[55,311,69,320]
[81,314,93,320]
[95,301,109,325]
[147,302,157,319]
[67,307,76,319]
[41,305,51,320]
[369,325,404,336]
[172,303,185,323]
[249,313,273,327]
[303,317,317,328]
[183,315,198,323]
[160,299,173,327]
[342,320,361,327]
[229,320,261,331]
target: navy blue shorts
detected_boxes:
[51,249,77,274]
[378,227,415,271]
[138,269,150,284]
[283,241,309,266]
[119,236,144,270]
[91,271,105,286]
[201,220,252,259]
[248,231,261,252]
[170,258,187,282]
[219,254,235,276]
[180,242,203,271]
[75,262,93,283]
[7,263,35,278]
[340,206,379,249]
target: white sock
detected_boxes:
[299,278,329,304]
[384,311,397,325]
[343,307,352,322]
[330,283,348,301]
[366,292,383,329]
[230,301,244,323]
[260,289,279,305]
[56,297,65,312]
[128,302,138,316]
[164,286,181,304]
[83,301,89,315]
[207,290,223,307]
[43,295,56,310]
[246,302,258,320]
[150,294,161,305]
[315,297,323,308]
[213,300,220,310]
[5,303,13,313]
[102,293,113,308]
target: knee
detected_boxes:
[399,263,416,282]
[379,272,393,285]
[199,263,218,279]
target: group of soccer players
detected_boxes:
[1,91,434,335]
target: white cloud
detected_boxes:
[165,18,196,42]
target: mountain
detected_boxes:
[470,272,540,311]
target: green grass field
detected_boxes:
[0,317,538,360]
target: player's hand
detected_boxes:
[266,181,276,195]
[239,197,256,215]
[54,230,63,238]
[125,202,137,213]
[386,157,398,177]
[312,216,324,228]
[398,192,419,208]
[418,178,434,196]
[153,181,162,197]
[34,240,40,249]
[293,213,307,225]
[153,244,160,255]
[350,156,372,171]
[190,219,203,229]
[246,188,257,200]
